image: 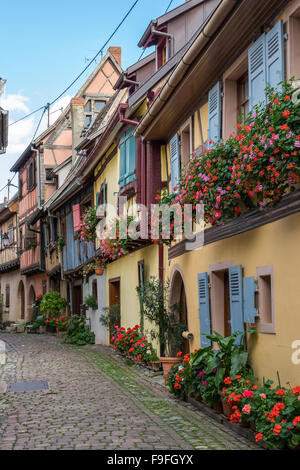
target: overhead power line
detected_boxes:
[8,0,141,127]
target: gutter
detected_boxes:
[135,0,238,137]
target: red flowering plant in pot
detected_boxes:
[98,215,136,262]
[159,80,300,226]
[252,382,300,449]
[222,374,258,427]
[201,329,256,418]
[230,81,300,210]
[165,357,192,400]
[110,325,159,365]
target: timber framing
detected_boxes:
[169,190,300,260]
[0,258,20,273]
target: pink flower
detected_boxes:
[259,393,266,399]
[242,404,251,414]
[202,381,207,386]
[243,390,254,398]
[199,371,206,376]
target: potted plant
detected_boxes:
[136,277,186,379]
[95,258,106,276]
[84,294,98,310]
[201,329,256,418]
[82,263,95,282]
[40,291,67,332]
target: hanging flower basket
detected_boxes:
[95,267,104,276]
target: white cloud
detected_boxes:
[6,117,35,155]
[0,93,30,113]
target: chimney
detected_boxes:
[71,97,85,165]
[109,47,121,66]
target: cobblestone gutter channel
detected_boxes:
[0,334,260,450]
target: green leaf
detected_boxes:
[230,351,248,377]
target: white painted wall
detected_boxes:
[83,272,107,345]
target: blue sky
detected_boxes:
[0,0,183,198]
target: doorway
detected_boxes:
[72,283,83,315]
[18,281,25,321]
[169,269,189,355]
[109,278,120,337]
[28,285,36,321]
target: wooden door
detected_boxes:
[72,285,82,316]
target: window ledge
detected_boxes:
[119,180,136,197]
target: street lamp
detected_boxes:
[2,233,9,247]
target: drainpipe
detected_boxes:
[151,24,173,62]
[135,0,238,137]
[119,103,139,126]
[31,146,42,210]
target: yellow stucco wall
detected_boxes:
[167,212,300,387]
[105,244,160,348]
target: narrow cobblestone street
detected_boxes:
[0,334,260,450]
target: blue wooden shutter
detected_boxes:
[170,133,180,192]
[96,192,100,207]
[229,265,244,339]
[248,33,266,109]
[127,129,136,184]
[119,133,127,188]
[266,21,284,90]
[243,276,258,323]
[207,81,221,147]
[198,272,211,347]
[103,181,107,205]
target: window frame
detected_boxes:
[257,266,275,334]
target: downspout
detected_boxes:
[31,146,42,210]
[151,24,174,62]
[135,0,238,137]
[119,104,139,126]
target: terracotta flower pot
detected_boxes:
[95,267,104,276]
[149,361,161,371]
[212,401,223,414]
[218,391,231,418]
[160,357,181,380]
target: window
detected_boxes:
[156,38,167,69]
[92,280,98,305]
[84,115,92,128]
[42,280,47,295]
[248,21,284,110]
[170,133,180,193]
[237,74,249,124]
[257,266,275,334]
[180,118,193,166]
[45,168,55,183]
[8,222,14,244]
[94,101,105,112]
[288,6,300,79]
[84,101,91,112]
[18,175,23,199]
[119,128,136,188]
[27,159,35,191]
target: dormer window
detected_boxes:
[84,99,106,128]
[156,38,167,69]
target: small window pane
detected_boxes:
[95,101,105,112]
[84,101,91,112]
[84,115,92,127]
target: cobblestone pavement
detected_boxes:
[0,333,260,450]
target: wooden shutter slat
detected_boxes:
[243,276,258,324]
[207,82,221,147]
[266,20,284,91]
[170,133,180,192]
[229,265,244,342]
[248,33,266,109]
[198,272,211,347]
